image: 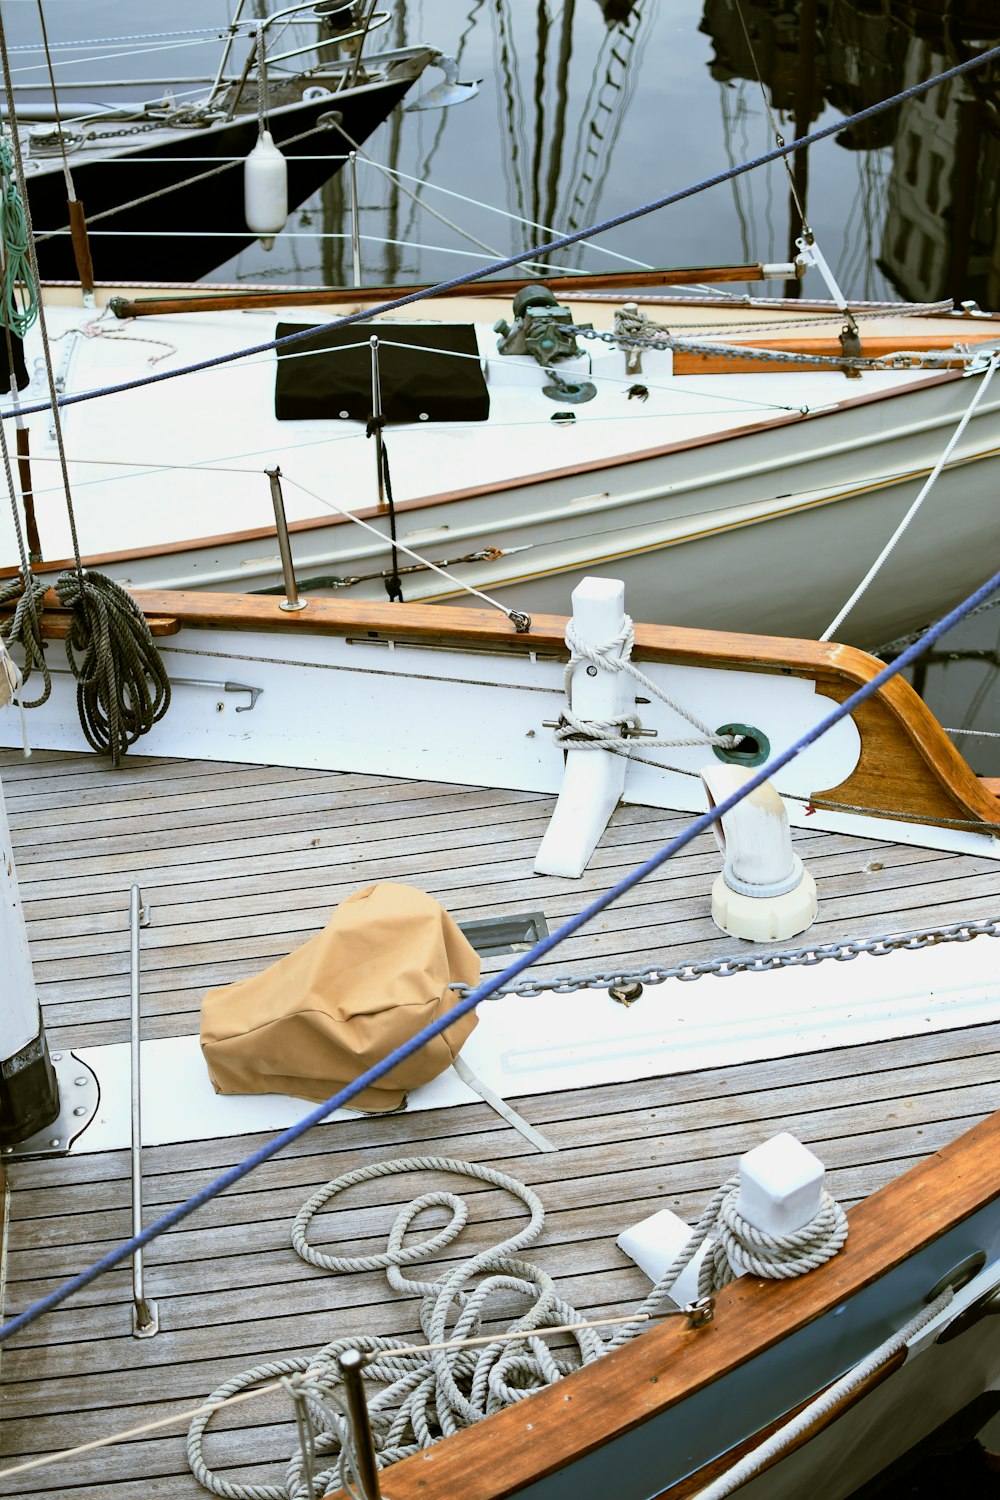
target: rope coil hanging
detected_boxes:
[187,1156,848,1500]
[54,570,170,764]
[0,137,37,338]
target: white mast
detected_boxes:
[0,769,60,1145]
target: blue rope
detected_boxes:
[4,40,1000,423]
[2,563,1000,1345]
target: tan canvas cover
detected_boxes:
[200,883,480,1112]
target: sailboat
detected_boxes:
[1,568,1000,1498]
[2,273,1000,648]
[1,21,1000,1494]
[11,3,475,284]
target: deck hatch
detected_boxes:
[459,911,550,956]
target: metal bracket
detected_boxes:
[172,677,263,712]
[132,1295,160,1338]
[839,322,863,379]
[680,1296,715,1329]
[542,366,597,404]
[0,1050,99,1160]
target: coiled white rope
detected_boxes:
[607,1175,847,1348]
[555,616,741,754]
[188,1157,849,1500]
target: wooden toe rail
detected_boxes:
[3,587,996,834]
[122,591,1000,836]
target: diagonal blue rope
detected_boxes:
[4,40,1000,424]
[2,564,1000,1346]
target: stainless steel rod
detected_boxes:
[350,150,362,287]
[338,1350,381,1500]
[266,465,308,611]
[207,0,247,103]
[129,885,158,1337]
[369,336,386,510]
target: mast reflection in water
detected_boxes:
[701,0,1000,307]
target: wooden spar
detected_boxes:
[14,426,40,561]
[67,201,96,303]
[670,329,998,375]
[67,199,95,300]
[107,263,799,319]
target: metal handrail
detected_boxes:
[129,885,159,1338]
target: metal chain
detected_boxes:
[83,113,220,140]
[576,323,984,373]
[452,915,1000,1000]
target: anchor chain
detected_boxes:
[451,916,1000,1000]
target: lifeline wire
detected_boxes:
[2,559,1000,1346]
[4,40,1000,423]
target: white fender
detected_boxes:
[244,130,288,250]
[700,761,817,940]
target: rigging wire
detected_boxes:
[731,0,808,232]
[32,0,75,201]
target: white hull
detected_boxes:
[7,298,1000,648]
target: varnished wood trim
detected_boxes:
[110,266,781,318]
[33,614,179,640]
[321,1112,1000,1500]
[122,591,1000,834]
[0,368,967,582]
[672,329,998,376]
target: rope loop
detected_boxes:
[0,572,49,705]
[53,569,171,766]
[559,616,741,755]
[717,1187,849,1280]
[191,1156,848,1498]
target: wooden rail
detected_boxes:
[5,588,995,835]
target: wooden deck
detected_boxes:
[2,747,1000,1499]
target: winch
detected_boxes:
[494,285,583,365]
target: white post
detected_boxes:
[535,577,630,878]
[1,771,60,1145]
[1,775,38,1055]
[618,1133,827,1303]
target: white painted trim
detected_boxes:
[69,937,1000,1153]
[0,776,41,1058]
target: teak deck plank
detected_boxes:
[2,750,1000,1499]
